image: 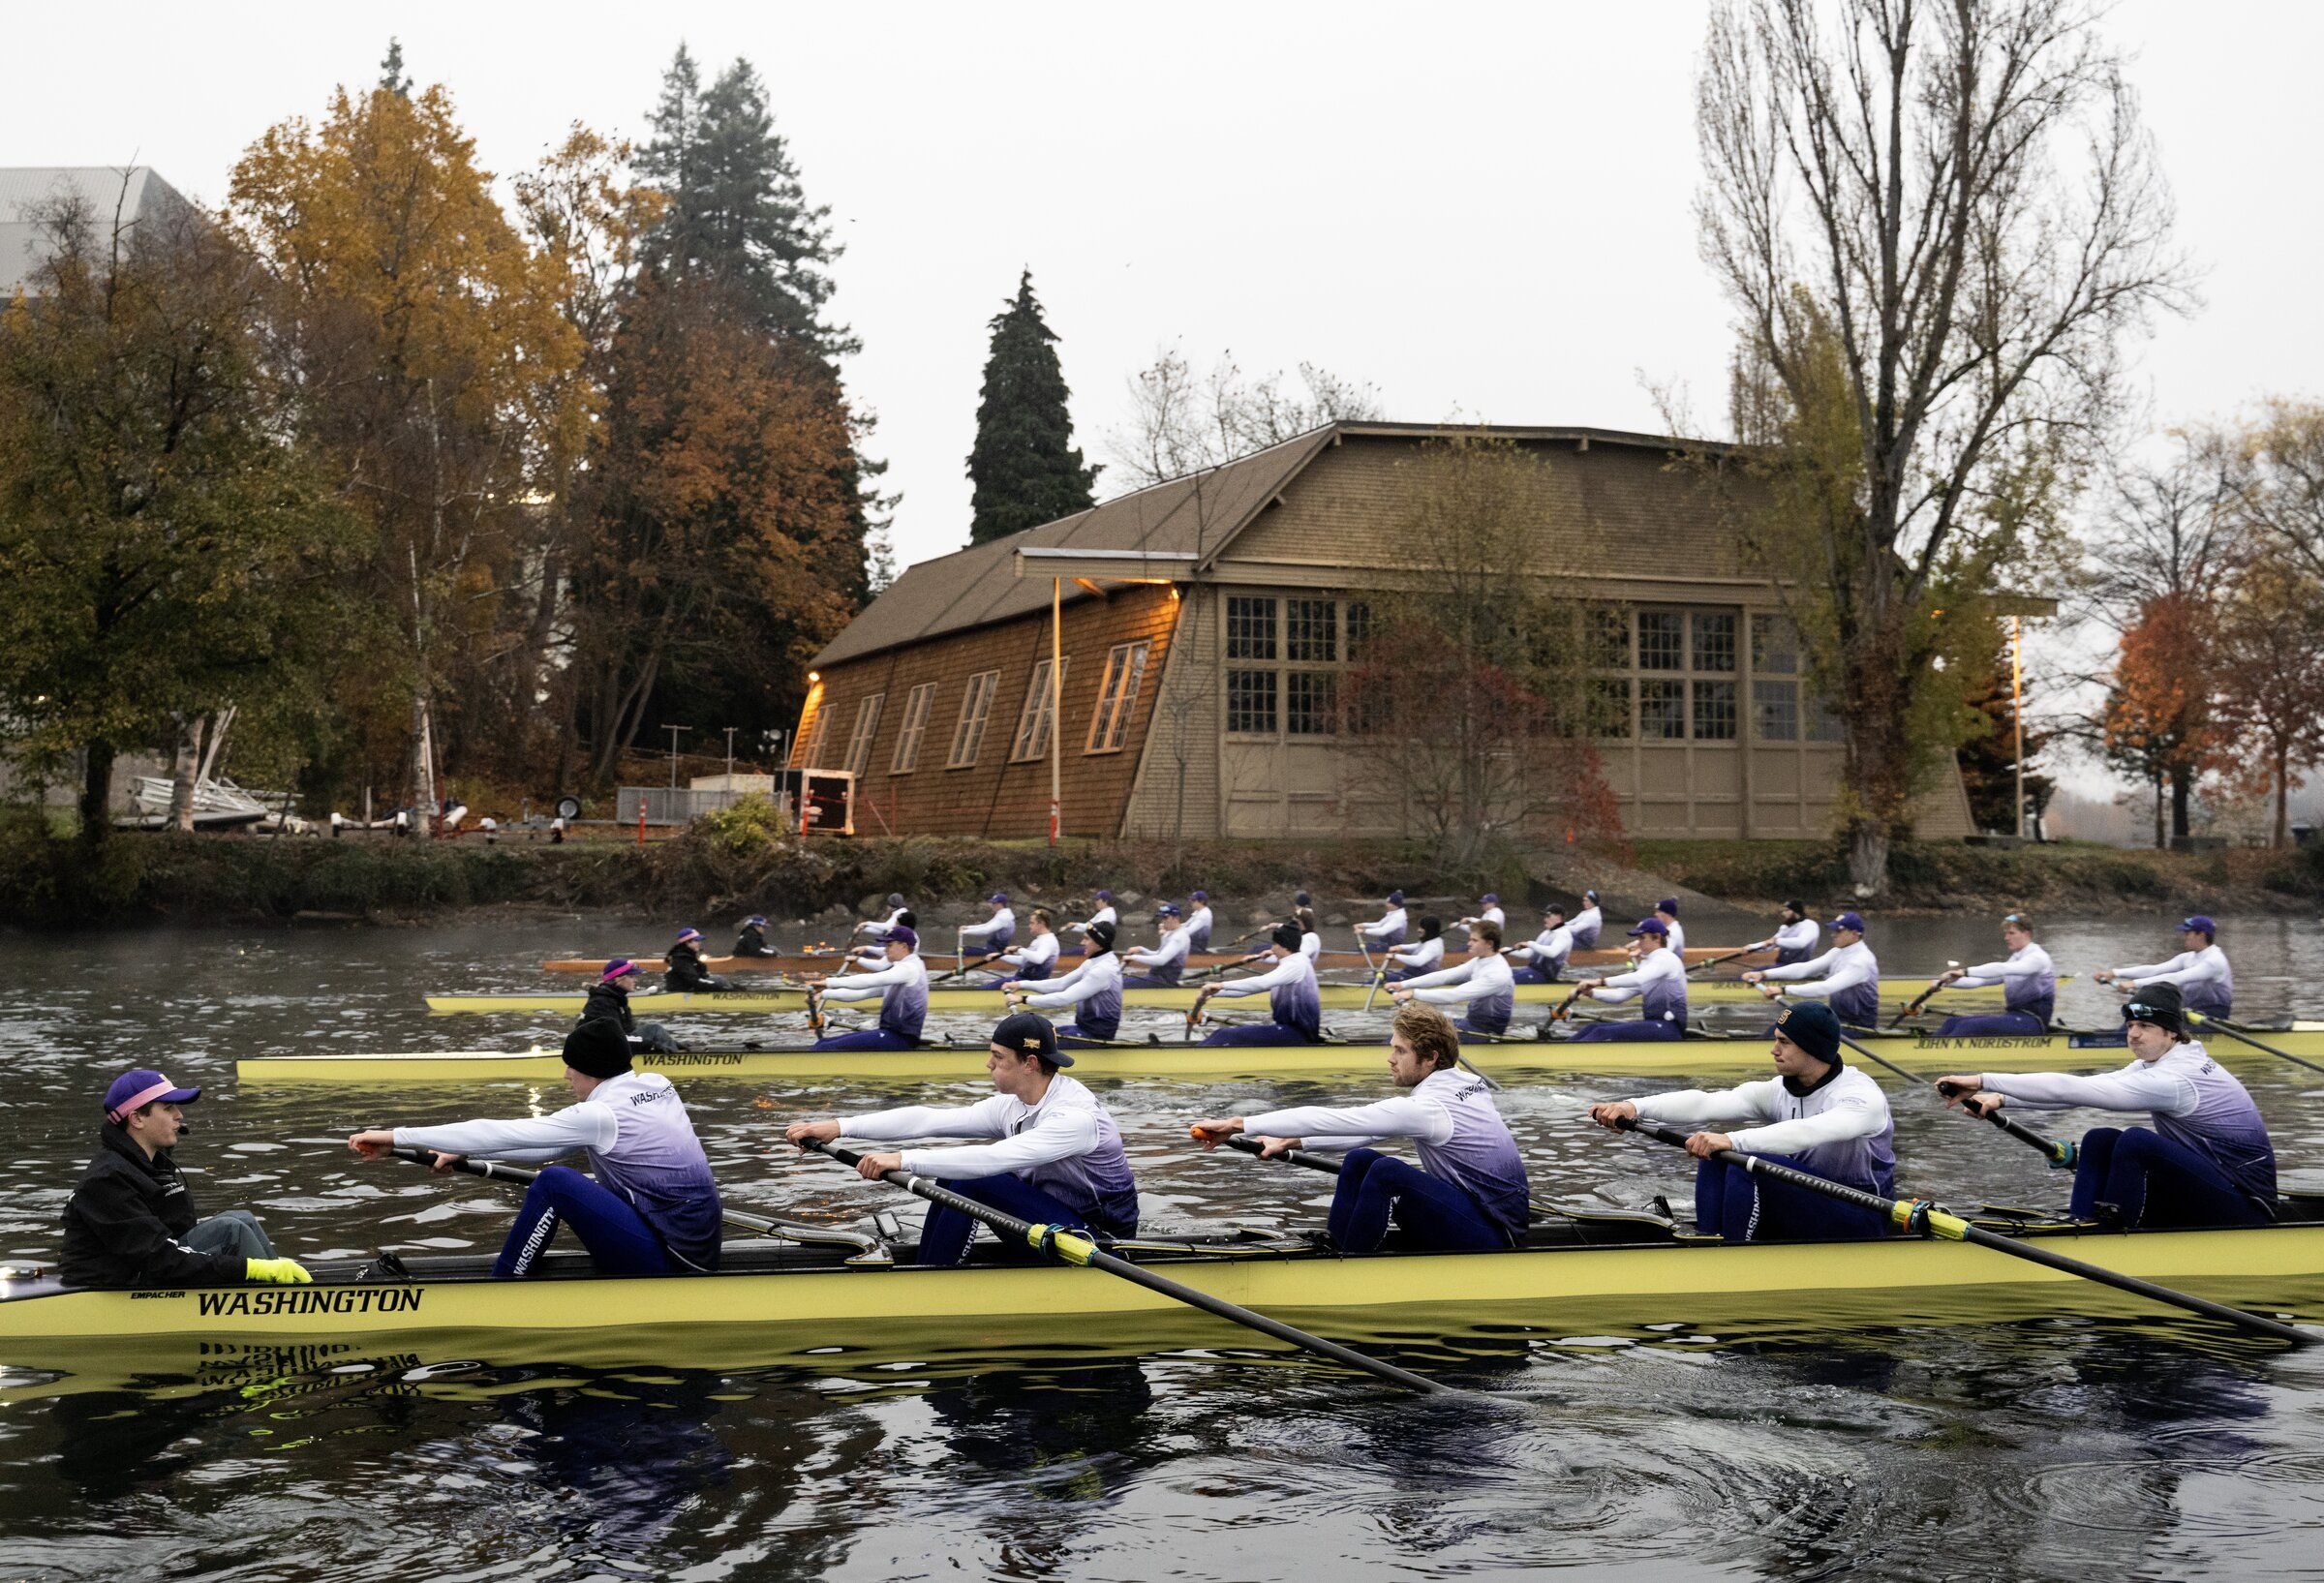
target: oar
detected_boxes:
[1611,1116,2313,1346]
[1362,964,1391,1014]
[1884,963,1963,1028]
[799,1139,1456,1393]
[1222,1133,1544,1218]
[2189,1013,2324,1079]
[379,1146,892,1263]
[1685,947,1758,978]
[934,952,1004,984]
[1934,1081,2079,1169]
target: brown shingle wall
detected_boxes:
[1123,584,1221,839]
[793,584,1181,837]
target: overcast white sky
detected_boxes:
[10,1,2319,577]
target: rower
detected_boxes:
[1386,916,1446,980]
[1392,921,1515,1035]
[1570,889,1604,951]
[1184,890,1215,955]
[1745,900,1819,967]
[1745,910,1880,1028]
[349,1020,722,1276]
[1067,889,1118,939]
[1123,902,1191,988]
[1457,893,1507,939]
[1936,982,2274,1229]
[1193,923,1323,1045]
[1357,890,1409,953]
[1294,905,1323,963]
[983,906,1060,987]
[1009,921,1123,1046]
[1190,1002,1529,1253]
[1587,1001,1894,1243]
[733,913,778,959]
[61,1069,312,1290]
[784,1012,1140,1266]
[1570,918,1688,1041]
[2095,914,2233,1020]
[957,892,1018,969]
[1931,912,2054,1035]
[857,893,910,943]
[1509,902,1571,985]
[807,926,929,1051]
[848,909,914,970]
[663,928,731,992]
[585,959,679,1055]
[1654,898,1687,959]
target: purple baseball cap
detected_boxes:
[743,914,767,927]
[989,893,1009,905]
[888,925,919,950]
[1190,889,1208,901]
[1656,898,1680,915]
[675,928,702,944]
[105,1069,199,1124]
[602,958,640,982]
[1387,890,1405,905]
[1156,902,1180,918]
[1628,917,1668,938]
[1834,911,1866,933]
[2181,915,2217,936]
[1481,893,1499,904]
[1095,889,1114,901]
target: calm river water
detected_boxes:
[3,906,2324,1580]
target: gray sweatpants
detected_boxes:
[184,1209,274,1260]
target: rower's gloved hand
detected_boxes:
[247,1257,313,1285]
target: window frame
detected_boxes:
[890,682,936,774]
[1086,641,1150,755]
[1008,656,1069,763]
[842,692,885,777]
[947,670,1001,769]
[1226,668,1278,736]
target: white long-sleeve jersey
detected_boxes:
[1592,946,1689,1026]
[1514,924,1572,968]
[1359,906,1409,943]
[1024,952,1122,1012]
[841,1074,1137,1215]
[2111,945,2234,1016]
[1404,953,1516,1011]
[1127,929,1190,970]
[1391,937,1445,972]
[1634,1067,1895,1190]
[1068,904,1118,935]
[1758,919,1820,955]
[996,932,1060,974]
[959,908,1017,946]
[859,905,910,940]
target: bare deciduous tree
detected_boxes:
[1104,345,1381,489]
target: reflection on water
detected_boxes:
[2,911,2324,1577]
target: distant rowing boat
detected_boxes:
[425,978,2037,1015]
[233,1024,2232,1086]
[537,946,1773,976]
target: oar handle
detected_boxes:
[1933,1080,2077,1168]
[1223,1132,1343,1174]
[387,1144,538,1186]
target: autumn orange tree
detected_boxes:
[2213,560,2324,847]
[2100,594,2227,848]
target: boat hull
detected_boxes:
[234,1027,2316,1085]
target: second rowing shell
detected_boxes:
[537,946,1772,975]
[424,978,2035,1015]
[233,1024,2214,1084]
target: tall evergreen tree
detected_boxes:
[379,38,411,98]
[966,270,1096,544]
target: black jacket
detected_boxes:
[582,980,635,1032]
[733,925,776,958]
[60,1127,248,1289]
[664,942,718,991]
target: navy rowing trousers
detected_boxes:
[915,1173,1137,1267]
[1933,1011,2047,1037]
[1694,1151,1887,1243]
[1328,1148,1511,1254]
[2070,1126,2270,1229]
[1573,1020,1682,1043]
[1202,1021,1320,1046]
[497,1166,671,1277]
[810,1028,918,1051]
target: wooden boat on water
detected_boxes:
[425,978,2034,1016]
[539,946,1772,976]
[233,1026,2319,1086]
[7,1208,2320,1351]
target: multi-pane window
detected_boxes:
[1692,680,1737,741]
[1345,600,1372,657]
[1227,596,1277,659]
[1086,642,1149,753]
[890,683,936,773]
[1590,608,1632,669]
[1753,679,1798,742]
[1597,606,1750,743]
[1009,657,1068,762]
[1640,679,1687,740]
[1287,598,1337,662]
[1638,611,1685,671]
[842,693,884,777]
[1748,615,1842,743]
[948,670,1000,768]
[1692,613,1736,674]
[794,709,829,770]
[1287,671,1337,735]
[1227,669,1277,734]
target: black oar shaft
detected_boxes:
[1932,1081,2077,1167]
[1614,1119,2312,1347]
[2190,1014,2324,1078]
[803,1140,1454,1393]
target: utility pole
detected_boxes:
[723,726,737,786]
[2010,616,2026,839]
[664,724,690,789]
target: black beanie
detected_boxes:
[1773,1001,1842,1066]
[1086,920,1117,953]
[1419,916,1442,941]
[1272,922,1303,953]
[2125,981,2186,1036]
[564,1018,635,1079]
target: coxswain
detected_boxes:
[1746,910,1880,1028]
[1569,889,1604,951]
[1587,1001,1894,1243]
[1067,889,1118,939]
[1931,912,2054,1035]
[1510,902,1571,985]
[1123,902,1192,988]
[857,893,910,943]
[733,913,778,959]
[1193,923,1325,1045]
[1936,982,2274,1228]
[784,1012,1140,1265]
[1570,918,1689,1041]
[1457,893,1507,939]
[60,1069,312,1290]
[664,928,731,992]
[1184,890,1215,955]
[1393,921,1516,1035]
[807,926,930,1051]
[956,892,1018,970]
[1358,890,1410,953]
[349,1020,722,1275]
[1386,916,1446,980]
[584,959,679,1055]
[1191,1002,1529,1252]
[1745,900,1819,967]
[2095,914,2233,1020]
[1653,897,1687,959]
[984,906,1061,987]
[1010,921,1124,1046]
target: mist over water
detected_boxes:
[3,905,2323,1579]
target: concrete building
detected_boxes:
[792,421,1980,842]
[1,166,192,297]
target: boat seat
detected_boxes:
[1523,1202,1681,1247]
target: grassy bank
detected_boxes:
[1633,837,2324,914]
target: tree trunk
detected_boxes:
[169,716,206,833]
[2276,746,2292,848]
[78,741,115,851]
[2153,775,2165,850]
[2169,767,2192,842]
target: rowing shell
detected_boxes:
[426,978,2034,1015]
[7,1214,2320,1348]
[234,1026,2295,1086]
[538,946,1770,975]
